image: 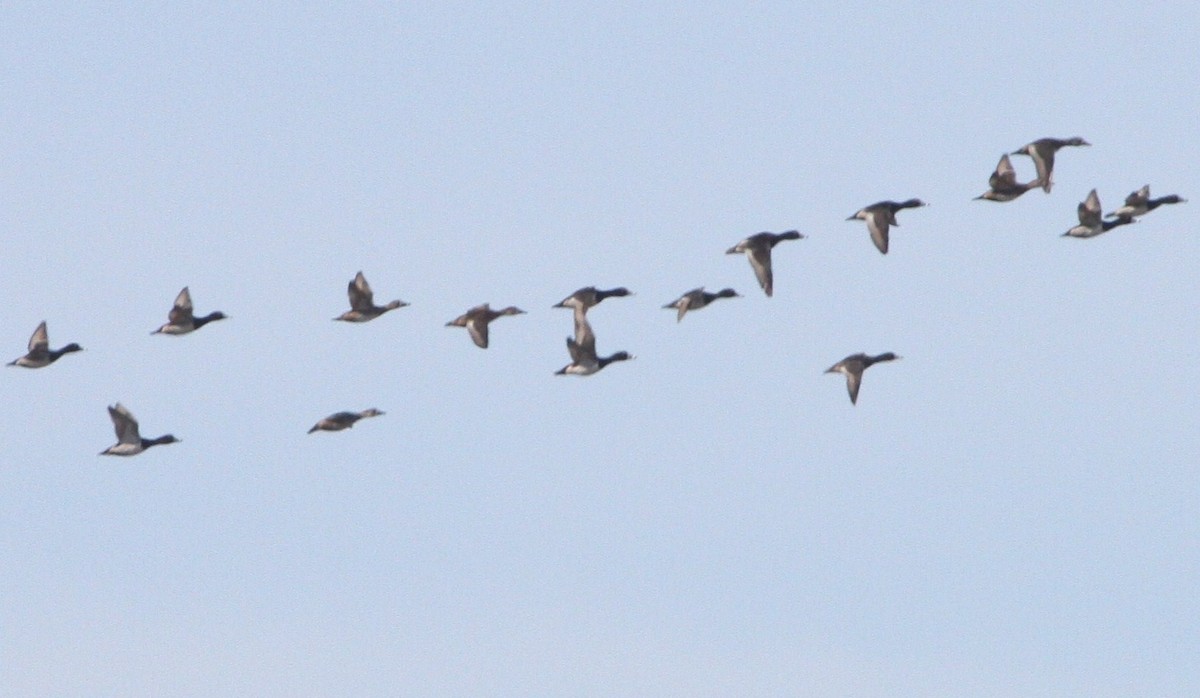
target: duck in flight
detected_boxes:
[152,287,227,335]
[100,403,179,456]
[334,271,408,322]
[663,287,739,322]
[1105,185,1187,222]
[825,352,901,405]
[552,286,632,313]
[725,230,804,297]
[1063,189,1135,238]
[554,314,632,376]
[7,321,82,368]
[307,408,385,433]
[845,199,926,255]
[1011,136,1090,193]
[974,154,1041,202]
[446,304,526,348]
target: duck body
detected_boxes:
[975,154,1041,202]
[1106,185,1187,222]
[8,321,82,368]
[554,314,632,376]
[725,230,804,297]
[1011,136,1090,193]
[100,403,179,456]
[153,287,227,335]
[556,347,633,376]
[663,287,739,322]
[308,408,385,433]
[825,352,900,405]
[845,199,926,254]
[552,286,631,312]
[1063,189,1135,238]
[334,271,408,322]
[446,304,526,348]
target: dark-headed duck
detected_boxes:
[845,199,926,254]
[334,272,408,322]
[100,403,179,456]
[825,352,901,405]
[1011,137,1090,193]
[152,287,227,335]
[446,304,526,348]
[1063,189,1134,238]
[663,287,739,322]
[974,154,1041,202]
[725,231,804,297]
[1106,185,1187,222]
[8,321,82,368]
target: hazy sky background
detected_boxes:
[3,3,1198,696]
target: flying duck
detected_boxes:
[100,403,179,456]
[845,199,926,255]
[825,352,901,405]
[152,287,227,335]
[554,315,632,376]
[1063,189,1135,238]
[446,304,526,348]
[725,230,804,297]
[334,271,408,322]
[663,287,739,322]
[307,408,385,433]
[1106,185,1187,222]
[974,154,1041,202]
[552,286,632,312]
[7,321,82,368]
[1011,137,1090,193]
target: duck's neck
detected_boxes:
[193,312,224,329]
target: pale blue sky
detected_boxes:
[3,3,1198,696]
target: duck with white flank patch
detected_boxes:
[725,231,804,297]
[553,286,632,343]
[974,154,1041,202]
[152,287,227,335]
[334,271,408,322]
[825,352,901,405]
[1063,189,1135,238]
[8,321,82,368]
[554,314,632,376]
[100,403,179,456]
[663,288,739,323]
[845,199,926,255]
[552,286,632,313]
[446,304,526,349]
[1105,185,1187,222]
[1011,137,1090,193]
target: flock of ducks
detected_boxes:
[972,137,1187,238]
[8,136,1187,455]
